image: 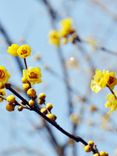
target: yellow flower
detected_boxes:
[60,18,72,30]
[49,30,60,46]
[105,91,117,112]
[0,89,6,102]
[0,66,10,84]
[22,67,42,84]
[7,44,19,56]
[59,18,73,37]
[17,44,31,58]
[91,69,117,93]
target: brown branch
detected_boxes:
[5,83,98,154]
[43,121,65,155]
[39,2,95,156]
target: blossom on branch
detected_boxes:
[22,67,42,85]
[0,66,10,85]
[7,44,19,56]
[105,91,117,112]
[90,69,117,93]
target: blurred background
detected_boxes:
[0,0,117,155]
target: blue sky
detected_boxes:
[0,0,117,156]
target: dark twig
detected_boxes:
[24,58,28,69]
[5,83,98,154]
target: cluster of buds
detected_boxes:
[84,140,108,156]
[6,95,16,111]
[22,76,37,100]
[22,73,57,122]
[0,43,57,123]
[49,18,79,46]
[0,41,110,155]
[84,140,95,153]
[38,93,57,122]
[4,93,23,112]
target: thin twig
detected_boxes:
[24,58,28,69]
[5,83,98,154]
[107,85,117,99]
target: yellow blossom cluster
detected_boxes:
[8,44,42,85]
[24,88,56,121]
[84,140,95,153]
[91,69,117,93]
[84,140,108,156]
[0,42,111,155]
[38,93,57,122]
[21,80,57,122]
[1,44,57,122]
[91,69,117,112]
[6,95,16,111]
[49,18,77,46]
[7,44,31,58]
